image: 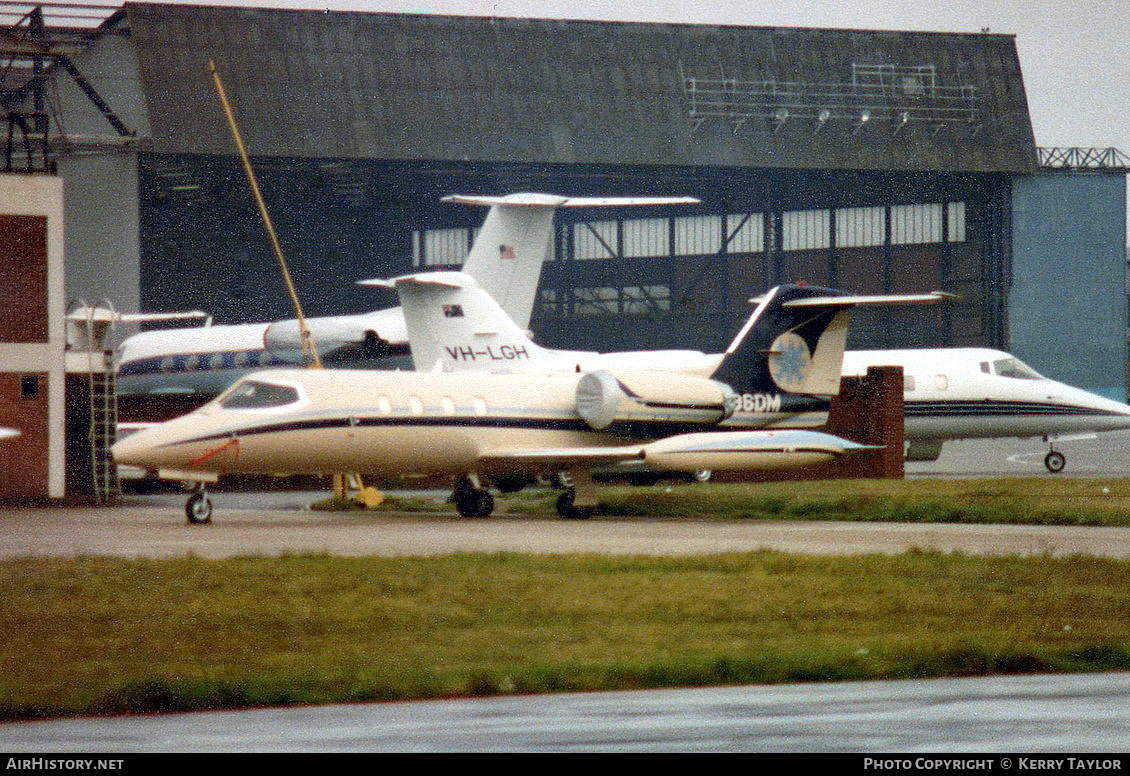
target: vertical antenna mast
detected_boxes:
[208,59,322,368]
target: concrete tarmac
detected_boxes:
[6,497,1130,560]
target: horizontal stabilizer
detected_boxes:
[781,291,959,308]
[441,193,700,208]
[356,271,474,290]
[747,290,957,307]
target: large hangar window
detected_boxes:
[726,214,765,253]
[892,203,943,244]
[572,221,618,260]
[675,215,722,255]
[414,227,476,266]
[782,209,831,251]
[622,218,670,258]
[836,207,885,248]
[538,285,672,317]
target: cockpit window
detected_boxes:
[992,357,1043,380]
[219,380,301,409]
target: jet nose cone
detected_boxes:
[111,428,157,467]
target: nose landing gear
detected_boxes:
[185,487,213,524]
[1044,448,1066,474]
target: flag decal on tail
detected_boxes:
[499,245,516,259]
[442,304,464,318]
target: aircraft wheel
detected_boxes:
[456,489,494,518]
[692,469,713,483]
[1045,450,1066,474]
[556,490,594,520]
[185,492,213,525]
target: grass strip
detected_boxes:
[510,478,1130,526]
[1,550,1128,720]
[315,478,1130,526]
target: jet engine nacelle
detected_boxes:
[263,318,388,362]
[575,369,738,430]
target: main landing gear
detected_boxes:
[555,468,597,520]
[449,470,598,519]
[555,489,595,520]
[185,485,213,525]
[450,475,495,518]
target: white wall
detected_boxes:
[0,173,66,498]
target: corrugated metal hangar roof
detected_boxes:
[126,2,1036,172]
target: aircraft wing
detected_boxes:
[475,429,875,474]
[476,445,647,471]
[66,308,210,325]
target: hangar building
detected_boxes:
[3,2,1127,399]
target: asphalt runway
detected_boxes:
[5,430,1130,561]
[3,672,1130,753]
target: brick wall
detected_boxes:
[0,372,49,497]
[0,215,48,343]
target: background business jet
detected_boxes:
[842,349,1130,472]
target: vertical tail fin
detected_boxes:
[449,194,565,331]
[445,193,700,332]
[711,285,951,398]
[711,285,850,398]
[393,272,549,371]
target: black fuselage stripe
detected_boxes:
[904,401,1127,418]
[163,414,751,448]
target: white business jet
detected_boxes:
[842,349,1130,472]
[392,273,1130,473]
[114,193,698,397]
[112,283,945,523]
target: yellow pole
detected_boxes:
[209,60,375,506]
[208,59,322,369]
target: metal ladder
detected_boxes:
[88,354,120,504]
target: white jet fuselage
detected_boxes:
[115,309,411,397]
[111,367,843,480]
[843,348,1130,440]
